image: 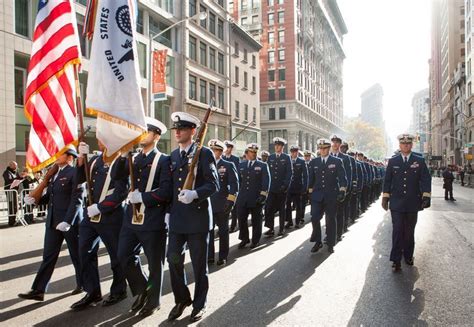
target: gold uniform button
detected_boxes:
[137,178,141,182]
[178,188,181,191]
[179,178,182,181]
[179,168,183,172]
[404,191,407,194]
[404,184,406,187]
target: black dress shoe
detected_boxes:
[328,246,334,253]
[102,291,127,306]
[250,242,260,249]
[18,289,44,301]
[294,224,300,229]
[70,287,83,295]
[311,243,323,253]
[238,240,249,249]
[405,258,414,266]
[190,307,206,322]
[168,299,193,321]
[264,229,274,236]
[284,222,293,229]
[216,259,227,266]
[139,304,160,317]
[130,292,148,312]
[337,236,342,242]
[71,293,102,310]
[393,262,402,272]
[208,258,215,265]
[450,198,456,201]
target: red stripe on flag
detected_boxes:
[39,86,74,143]
[25,47,79,101]
[33,2,71,41]
[26,145,41,168]
[31,107,59,156]
[29,24,75,72]
[57,71,76,116]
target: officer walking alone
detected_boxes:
[382,133,431,272]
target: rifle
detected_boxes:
[183,98,215,190]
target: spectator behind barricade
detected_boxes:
[20,168,38,224]
[2,161,21,226]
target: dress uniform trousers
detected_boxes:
[285,193,303,225]
[168,232,209,310]
[32,225,81,292]
[208,211,230,261]
[264,192,287,231]
[350,192,359,220]
[389,211,418,263]
[238,206,263,244]
[79,222,126,296]
[230,207,238,230]
[310,198,337,247]
[117,227,167,307]
[343,193,351,227]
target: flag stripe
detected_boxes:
[33,1,71,41]
[58,67,76,116]
[49,72,77,135]
[31,98,60,156]
[35,93,67,151]
[29,23,75,70]
[39,84,74,143]
[25,45,79,101]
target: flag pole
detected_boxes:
[73,66,94,207]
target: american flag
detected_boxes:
[24,0,81,171]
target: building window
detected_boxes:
[209,48,216,70]
[268,70,275,81]
[252,55,256,67]
[241,17,248,26]
[253,107,256,122]
[244,104,249,121]
[268,13,274,25]
[137,9,144,34]
[269,89,276,101]
[200,42,207,66]
[244,72,248,89]
[279,88,286,100]
[15,0,30,37]
[189,36,197,60]
[278,30,285,43]
[278,0,284,4]
[241,0,248,10]
[278,11,284,23]
[243,48,248,62]
[189,75,197,100]
[189,0,197,17]
[218,53,224,74]
[210,83,216,102]
[200,80,207,103]
[234,42,239,56]
[235,101,240,118]
[200,5,207,28]
[218,0,225,7]
[278,49,285,61]
[218,87,224,108]
[235,66,239,84]
[279,68,285,80]
[268,0,274,5]
[218,19,224,40]
[279,107,286,119]
[14,67,26,106]
[252,76,256,93]
[268,32,275,43]
[137,42,147,78]
[269,107,276,120]
[209,12,216,34]
[268,51,275,63]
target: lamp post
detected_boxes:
[147,11,207,115]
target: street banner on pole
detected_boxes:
[24,0,81,171]
[85,0,146,161]
[152,49,167,101]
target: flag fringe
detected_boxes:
[26,140,79,173]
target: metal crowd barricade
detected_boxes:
[0,189,28,226]
[19,188,48,225]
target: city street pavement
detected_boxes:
[1,178,473,326]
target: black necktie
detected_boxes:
[248,161,253,169]
[404,156,408,164]
[181,150,186,161]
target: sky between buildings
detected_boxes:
[339,0,431,150]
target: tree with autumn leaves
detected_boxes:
[344,118,388,160]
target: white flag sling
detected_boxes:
[86,0,146,161]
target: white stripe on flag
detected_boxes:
[33,93,66,151]
[34,0,64,29]
[30,13,75,58]
[48,75,77,136]
[28,127,52,163]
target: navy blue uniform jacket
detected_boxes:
[236,160,270,208]
[267,153,293,193]
[288,157,308,194]
[308,156,347,202]
[211,159,239,213]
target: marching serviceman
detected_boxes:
[308,139,347,254]
[264,137,293,236]
[301,150,313,219]
[330,135,351,240]
[223,140,241,233]
[285,145,308,229]
[347,149,364,221]
[340,141,357,227]
[167,112,219,322]
[382,133,431,272]
[236,143,270,249]
[208,139,239,266]
[19,145,84,301]
[113,118,172,317]
[70,140,129,310]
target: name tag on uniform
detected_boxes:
[328,164,336,169]
[410,162,419,168]
[59,177,67,181]
[393,166,400,169]
[218,167,227,173]
[254,166,262,171]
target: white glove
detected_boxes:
[87,204,101,217]
[78,142,90,156]
[128,190,143,204]
[178,190,198,204]
[165,213,170,228]
[24,195,36,205]
[56,222,71,232]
